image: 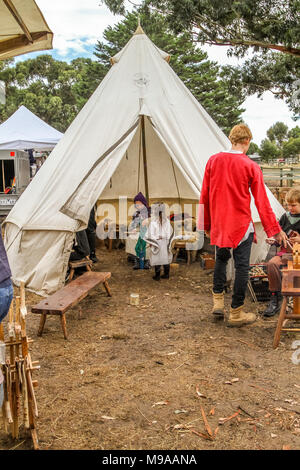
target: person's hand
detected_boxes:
[266,238,276,245]
[274,230,288,248]
[205,230,210,238]
[142,218,149,227]
[290,231,300,244]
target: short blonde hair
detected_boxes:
[286,186,300,204]
[229,124,252,145]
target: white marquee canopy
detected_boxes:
[0,105,63,150]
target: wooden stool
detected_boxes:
[68,256,92,282]
[273,244,300,348]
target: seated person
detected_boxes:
[264,187,300,317]
[86,206,98,263]
[66,230,91,280]
[70,230,90,262]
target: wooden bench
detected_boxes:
[31,272,112,340]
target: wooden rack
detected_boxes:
[0,282,39,449]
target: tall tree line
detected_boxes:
[103,0,300,115]
[0,10,245,135]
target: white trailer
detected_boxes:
[0,149,30,216]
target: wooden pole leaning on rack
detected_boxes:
[273,243,300,348]
[0,282,40,449]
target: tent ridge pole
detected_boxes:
[141,115,149,202]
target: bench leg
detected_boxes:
[273,296,287,349]
[60,313,68,340]
[37,314,47,337]
[69,268,75,282]
[103,280,112,297]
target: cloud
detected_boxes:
[242,93,297,145]
[35,0,124,57]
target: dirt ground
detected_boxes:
[0,245,300,451]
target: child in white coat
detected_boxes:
[145,202,173,281]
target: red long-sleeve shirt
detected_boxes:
[198,151,281,248]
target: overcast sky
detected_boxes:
[29,0,298,145]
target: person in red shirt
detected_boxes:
[199,124,287,327]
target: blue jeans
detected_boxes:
[0,284,13,323]
[213,233,254,308]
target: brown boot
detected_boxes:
[227,305,256,327]
[212,291,225,318]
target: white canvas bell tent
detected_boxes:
[0,105,63,150]
[3,25,284,296]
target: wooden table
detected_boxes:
[172,239,198,265]
[273,244,300,348]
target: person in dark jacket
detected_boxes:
[0,227,13,323]
[69,230,90,262]
[264,187,300,317]
[86,206,98,263]
[66,230,91,280]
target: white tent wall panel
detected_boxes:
[4,222,74,296]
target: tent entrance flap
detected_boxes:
[145,117,200,198]
[60,121,139,226]
[97,115,200,205]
